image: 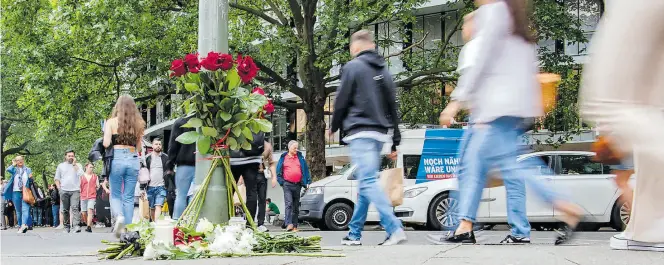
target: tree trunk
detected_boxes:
[303,87,327,181]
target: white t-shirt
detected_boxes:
[12,167,29,192]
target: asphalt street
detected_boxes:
[2,227,663,265]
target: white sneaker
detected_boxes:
[18,225,28,234]
[611,233,664,252]
[341,236,362,246]
[114,216,125,239]
[257,225,269,232]
[55,225,64,229]
[379,229,408,246]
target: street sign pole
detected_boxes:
[194,0,230,225]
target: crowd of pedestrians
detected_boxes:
[4,0,663,254]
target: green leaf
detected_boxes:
[184,82,199,92]
[233,113,248,121]
[226,69,240,89]
[227,137,238,150]
[241,141,252,150]
[249,121,260,133]
[242,127,253,141]
[219,111,232,121]
[231,125,241,137]
[181,117,203,128]
[222,123,233,130]
[201,126,218,137]
[197,136,211,155]
[255,119,273,132]
[175,131,200,144]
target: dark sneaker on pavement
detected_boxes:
[64,225,71,233]
[500,235,531,244]
[444,231,477,244]
[86,226,93,233]
[341,236,362,246]
[379,229,408,246]
[555,226,576,245]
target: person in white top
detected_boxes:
[580,0,664,252]
[438,0,582,245]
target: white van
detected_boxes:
[298,129,463,230]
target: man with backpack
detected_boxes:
[145,138,169,221]
[329,30,405,246]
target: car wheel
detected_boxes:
[427,192,459,231]
[324,203,353,231]
[611,200,630,231]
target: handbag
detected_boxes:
[379,167,404,207]
[233,184,247,206]
[139,193,150,220]
[138,166,151,184]
[22,186,36,206]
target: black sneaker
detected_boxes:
[64,225,71,233]
[86,226,93,233]
[444,231,476,244]
[500,235,531,244]
[341,236,362,246]
[554,226,575,245]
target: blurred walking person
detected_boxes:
[329,30,405,246]
[256,141,277,232]
[80,163,98,232]
[437,0,582,245]
[55,150,84,233]
[579,0,664,252]
[103,95,145,237]
[49,184,60,227]
[2,156,34,233]
[145,138,169,221]
[166,117,196,219]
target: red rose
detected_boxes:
[169,59,187,77]
[252,87,265,95]
[189,67,200,74]
[236,54,259,84]
[200,52,220,71]
[184,53,200,70]
[217,53,234,70]
[264,100,275,114]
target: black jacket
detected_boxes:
[50,187,60,205]
[146,152,175,193]
[89,137,113,178]
[330,50,401,151]
[166,117,196,171]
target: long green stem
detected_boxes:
[222,157,257,230]
[206,252,345,258]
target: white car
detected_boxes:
[395,151,633,231]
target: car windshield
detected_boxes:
[335,163,354,176]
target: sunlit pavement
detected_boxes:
[2,227,663,265]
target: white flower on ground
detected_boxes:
[208,226,258,255]
[195,218,215,234]
[143,241,174,260]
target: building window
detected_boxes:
[565,0,602,56]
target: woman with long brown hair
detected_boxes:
[103,95,145,237]
[437,0,582,245]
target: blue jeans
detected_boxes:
[457,117,559,238]
[52,205,60,227]
[347,138,402,240]
[147,186,167,209]
[109,148,140,224]
[172,165,195,219]
[32,207,42,226]
[12,191,30,227]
